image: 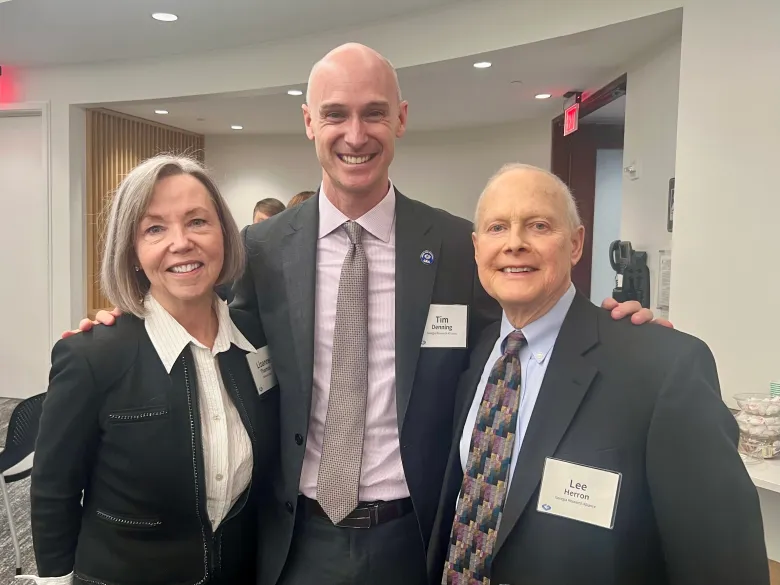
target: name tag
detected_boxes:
[421,304,468,348]
[246,345,277,395]
[536,457,622,529]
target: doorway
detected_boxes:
[550,75,626,299]
[0,108,51,398]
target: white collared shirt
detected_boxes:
[20,293,256,585]
[460,284,576,488]
[143,293,255,528]
[298,182,409,502]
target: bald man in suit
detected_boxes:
[428,164,768,585]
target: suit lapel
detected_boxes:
[281,196,319,409]
[494,294,599,554]
[218,347,259,440]
[395,192,441,428]
[454,323,501,442]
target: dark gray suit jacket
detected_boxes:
[428,293,769,585]
[231,190,501,585]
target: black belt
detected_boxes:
[299,495,414,529]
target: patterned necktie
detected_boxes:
[317,221,369,524]
[443,330,526,585]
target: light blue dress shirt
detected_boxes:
[459,284,576,489]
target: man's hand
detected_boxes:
[601,297,674,328]
[61,308,122,339]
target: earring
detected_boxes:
[134,266,140,272]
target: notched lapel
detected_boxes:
[453,323,500,441]
[281,197,318,411]
[395,193,441,428]
[495,295,599,554]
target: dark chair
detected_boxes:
[0,393,46,575]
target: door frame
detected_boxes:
[550,75,627,297]
[0,102,53,344]
[551,74,627,130]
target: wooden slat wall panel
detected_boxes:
[85,109,204,317]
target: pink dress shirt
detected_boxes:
[298,182,410,502]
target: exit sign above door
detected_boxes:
[564,103,580,136]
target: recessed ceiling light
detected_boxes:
[287,89,303,96]
[231,125,244,130]
[535,93,552,100]
[473,61,492,69]
[154,109,169,115]
[152,13,178,22]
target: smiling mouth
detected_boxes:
[167,262,203,274]
[502,267,537,273]
[337,153,378,165]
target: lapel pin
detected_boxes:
[420,250,434,265]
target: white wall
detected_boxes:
[13,0,682,332]
[591,149,624,305]
[671,0,780,407]
[620,37,681,314]
[205,134,322,228]
[0,113,51,398]
[206,119,552,227]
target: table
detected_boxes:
[746,458,780,561]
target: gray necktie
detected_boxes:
[317,221,369,524]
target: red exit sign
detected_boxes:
[563,103,579,136]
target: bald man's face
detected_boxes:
[302,51,407,200]
[473,170,584,321]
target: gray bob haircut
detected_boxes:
[474,163,582,231]
[100,154,245,318]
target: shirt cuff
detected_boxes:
[15,572,74,585]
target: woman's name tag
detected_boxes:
[246,346,277,395]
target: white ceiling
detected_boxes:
[0,0,461,67]
[107,11,681,135]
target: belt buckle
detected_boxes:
[367,502,380,527]
[339,502,379,529]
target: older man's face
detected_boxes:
[473,169,584,318]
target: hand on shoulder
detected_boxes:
[61,308,123,339]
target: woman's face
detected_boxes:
[135,174,224,309]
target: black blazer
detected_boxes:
[231,190,500,585]
[428,293,769,585]
[31,310,280,585]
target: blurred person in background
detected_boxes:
[253,198,286,223]
[287,190,315,209]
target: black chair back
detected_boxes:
[0,392,46,475]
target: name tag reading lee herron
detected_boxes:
[247,346,277,395]
[421,304,468,348]
[536,457,622,529]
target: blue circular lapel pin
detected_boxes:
[420,250,434,265]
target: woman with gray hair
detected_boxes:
[23,155,279,585]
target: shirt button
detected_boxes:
[216,474,224,481]
[213,415,221,421]
[295,433,304,445]
[536,353,544,360]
